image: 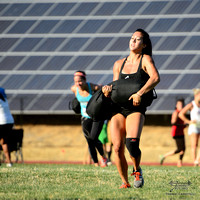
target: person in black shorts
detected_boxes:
[71,71,107,167]
[160,98,186,167]
[102,29,160,188]
[0,87,14,167]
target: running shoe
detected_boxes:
[6,163,13,167]
[107,161,112,166]
[194,160,199,167]
[119,183,131,189]
[100,157,107,167]
[131,168,144,188]
[159,155,165,165]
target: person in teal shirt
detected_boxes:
[71,71,107,167]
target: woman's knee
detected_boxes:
[113,143,124,156]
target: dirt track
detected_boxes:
[12,124,193,165]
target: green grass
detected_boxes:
[0,164,199,200]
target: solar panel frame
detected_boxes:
[0,56,25,70]
[47,3,75,16]
[94,2,122,15]
[77,20,106,33]
[84,37,113,51]
[36,38,65,52]
[140,1,168,15]
[53,20,82,33]
[164,1,192,14]
[174,74,200,89]
[67,56,96,70]
[7,20,36,33]
[17,56,48,70]
[30,20,59,33]
[118,2,144,15]
[24,3,53,16]
[0,20,13,33]
[0,38,19,51]
[60,38,89,52]
[1,74,31,89]
[12,38,42,52]
[2,3,30,16]
[70,2,98,16]
[0,0,200,114]
[41,56,71,70]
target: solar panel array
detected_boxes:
[0,0,200,115]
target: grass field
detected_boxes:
[0,163,199,200]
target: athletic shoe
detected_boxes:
[131,168,144,188]
[6,163,13,167]
[160,155,165,165]
[100,157,107,167]
[119,183,131,189]
[107,161,112,166]
[194,160,199,167]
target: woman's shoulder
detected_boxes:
[114,57,126,65]
[142,54,154,63]
[113,57,126,71]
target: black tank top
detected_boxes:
[119,55,150,86]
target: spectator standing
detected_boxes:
[98,120,113,165]
[179,89,200,166]
[160,98,186,167]
[0,87,14,167]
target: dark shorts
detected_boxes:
[173,135,185,151]
[120,106,146,117]
[81,117,104,140]
[112,103,146,118]
[0,124,13,143]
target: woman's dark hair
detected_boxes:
[175,97,185,108]
[74,70,86,80]
[136,28,152,56]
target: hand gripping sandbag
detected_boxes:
[86,89,114,121]
[110,79,157,107]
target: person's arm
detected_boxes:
[113,59,121,81]
[102,58,123,97]
[136,55,160,96]
[90,83,102,92]
[71,85,76,95]
[129,55,160,106]
[171,110,178,125]
[178,102,193,124]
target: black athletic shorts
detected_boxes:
[112,102,146,118]
[0,124,13,143]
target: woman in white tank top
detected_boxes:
[179,88,200,166]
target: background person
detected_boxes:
[71,71,107,167]
[160,98,186,167]
[0,87,14,167]
[179,88,200,166]
[98,120,113,165]
[102,29,160,188]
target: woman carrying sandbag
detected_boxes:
[102,29,160,188]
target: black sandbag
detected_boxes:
[86,89,115,121]
[86,78,157,121]
[69,97,81,114]
[110,79,156,107]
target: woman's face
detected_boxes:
[129,31,145,53]
[74,76,86,89]
[176,101,183,111]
